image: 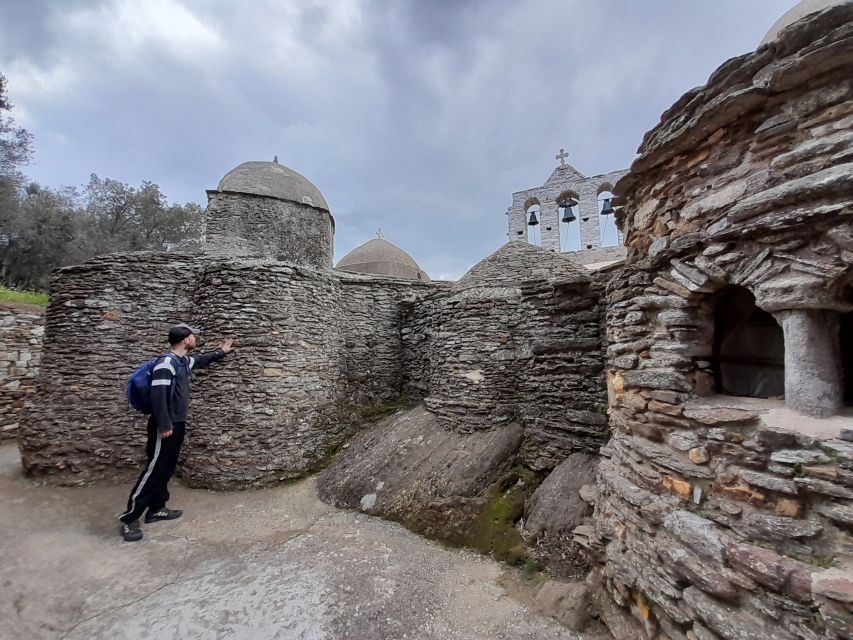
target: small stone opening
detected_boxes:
[713,287,784,398]
[842,311,853,406]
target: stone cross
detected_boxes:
[555,148,569,166]
[376,228,384,239]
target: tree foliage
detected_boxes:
[0,177,204,290]
[0,73,34,181]
[0,75,204,291]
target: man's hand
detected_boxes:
[161,429,173,438]
[222,338,235,353]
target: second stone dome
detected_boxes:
[336,238,430,281]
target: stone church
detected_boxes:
[17,1,853,638]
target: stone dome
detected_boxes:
[217,161,329,211]
[454,241,589,292]
[336,238,430,281]
[760,0,846,46]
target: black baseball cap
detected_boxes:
[168,323,202,345]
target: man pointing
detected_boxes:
[119,323,234,542]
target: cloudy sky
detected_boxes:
[3,0,796,279]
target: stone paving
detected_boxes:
[0,445,609,640]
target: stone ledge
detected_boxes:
[685,395,853,440]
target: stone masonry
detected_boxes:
[0,303,44,442]
[588,5,853,639]
[413,242,610,470]
[19,161,440,486]
[19,253,199,480]
[15,4,853,639]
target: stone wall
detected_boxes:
[0,303,44,442]
[589,6,853,639]
[336,272,441,407]
[400,290,442,401]
[20,253,199,484]
[18,248,449,488]
[181,260,351,489]
[564,245,627,268]
[205,192,334,269]
[420,242,611,470]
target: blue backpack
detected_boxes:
[127,354,177,414]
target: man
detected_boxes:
[119,323,234,542]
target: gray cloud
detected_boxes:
[1,0,796,279]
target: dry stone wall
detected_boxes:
[181,260,350,489]
[589,6,853,639]
[20,253,199,484]
[18,249,449,488]
[336,272,441,407]
[400,290,441,401]
[0,303,44,442]
[420,242,611,470]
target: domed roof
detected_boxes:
[217,161,329,211]
[454,241,589,292]
[760,0,845,46]
[336,238,430,281]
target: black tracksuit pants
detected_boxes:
[120,417,186,524]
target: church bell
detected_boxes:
[528,211,539,226]
[600,198,615,216]
[561,205,577,223]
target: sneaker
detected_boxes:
[121,520,143,542]
[145,508,183,523]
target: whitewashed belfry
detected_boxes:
[506,150,627,267]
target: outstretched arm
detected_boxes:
[189,338,234,370]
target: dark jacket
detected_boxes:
[150,349,227,432]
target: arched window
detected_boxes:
[524,197,542,247]
[556,191,580,252]
[713,287,784,398]
[597,184,620,248]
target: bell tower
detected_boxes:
[505,150,628,265]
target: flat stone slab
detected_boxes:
[0,445,608,640]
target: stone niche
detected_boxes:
[589,5,853,640]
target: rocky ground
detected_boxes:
[0,444,610,640]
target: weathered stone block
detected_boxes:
[663,510,726,561]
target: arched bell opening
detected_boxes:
[597,183,619,247]
[712,287,784,398]
[556,190,581,252]
[523,197,542,247]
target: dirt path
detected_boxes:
[0,445,608,640]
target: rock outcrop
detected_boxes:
[318,405,532,562]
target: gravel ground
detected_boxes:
[0,445,609,640]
